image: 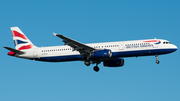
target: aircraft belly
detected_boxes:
[31,48,176,62]
[33,54,83,62]
[112,48,176,57]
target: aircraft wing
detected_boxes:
[53,33,95,54]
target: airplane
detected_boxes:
[4,27,178,72]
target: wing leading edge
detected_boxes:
[53,33,95,56]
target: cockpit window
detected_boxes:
[163,41,171,44]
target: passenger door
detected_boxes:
[119,43,125,50]
[33,48,38,57]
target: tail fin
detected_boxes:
[11,27,36,50]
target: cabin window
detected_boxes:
[163,42,171,44]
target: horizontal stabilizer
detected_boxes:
[3,47,25,54]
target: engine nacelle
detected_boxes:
[91,49,112,58]
[103,59,124,67]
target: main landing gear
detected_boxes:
[84,60,91,66]
[155,55,160,64]
[84,60,100,72]
[93,65,100,72]
[93,61,100,72]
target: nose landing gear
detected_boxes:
[155,55,160,64]
[156,60,160,64]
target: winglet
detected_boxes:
[53,32,57,37]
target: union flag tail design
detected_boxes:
[11,27,36,50]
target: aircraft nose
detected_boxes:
[174,45,177,49]
[171,44,178,52]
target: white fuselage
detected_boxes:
[16,39,177,62]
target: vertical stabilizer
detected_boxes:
[11,27,36,50]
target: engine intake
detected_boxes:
[91,49,112,58]
[103,59,124,67]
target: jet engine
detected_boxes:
[103,59,124,67]
[90,49,112,58]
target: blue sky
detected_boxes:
[1,0,180,101]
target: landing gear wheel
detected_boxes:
[156,60,160,64]
[84,61,90,66]
[93,66,99,72]
[155,55,160,64]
